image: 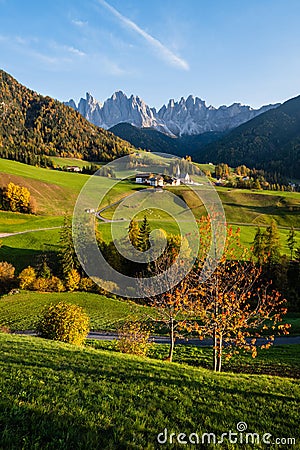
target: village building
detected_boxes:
[65,166,82,172]
[148,176,164,187]
[135,173,151,184]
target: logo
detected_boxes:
[72,153,226,297]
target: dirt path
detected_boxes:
[0,226,62,238]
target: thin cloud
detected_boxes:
[71,19,88,27]
[97,0,189,71]
[66,47,86,56]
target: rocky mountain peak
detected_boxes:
[65,91,280,136]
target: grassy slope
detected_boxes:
[0,159,88,215]
[0,291,147,331]
[50,157,91,168]
[0,333,299,449]
[0,211,63,233]
[0,291,298,335]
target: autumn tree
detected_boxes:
[128,218,140,249]
[0,261,15,293]
[1,182,32,213]
[66,269,81,292]
[18,266,36,289]
[140,251,190,362]
[215,163,230,179]
[185,228,289,372]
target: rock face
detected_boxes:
[65,92,279,136]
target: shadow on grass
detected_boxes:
[0,246,58,272]
[0,398,117,450]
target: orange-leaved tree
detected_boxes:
[184,226,290,372]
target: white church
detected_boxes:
[176,165,193,185]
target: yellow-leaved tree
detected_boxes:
[2,182,32,213]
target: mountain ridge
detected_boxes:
[65,91,280,137]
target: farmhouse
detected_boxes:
[135,173,151,184]
[65,166,82,172]
[148,176,164,187]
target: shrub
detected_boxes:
[116,320,152,356]
[32,277,51,292]
[48,276,65,292]
[79,277,95,292]
[36,302,90,345]
[18,266,36,290]
[0,325,10,334]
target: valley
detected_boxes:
[0,64,299,449]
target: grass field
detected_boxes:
[0,291,147,331]
[88,340,300,378]
[50,157,91,168]
[0,158,299,273]
[0,211,63,233]
[0,333,298,449]
[0,229,61,271]
[0,291,298,336]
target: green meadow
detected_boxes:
[0,291,147,332]
[0,290,298,335]
[0,333,299,449]
[0,158,299,271]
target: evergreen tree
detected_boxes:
[59,215,79,278]
[252,228,265,265]
[39,258,52,279]
[136,216,151,252]
[287,226,296,260]
[264,220,281,264]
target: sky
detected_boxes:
[1,0,300,109]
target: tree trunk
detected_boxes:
[217,333,223,372]
[167,317,175,362]
[213,328,218,371]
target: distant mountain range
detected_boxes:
[0,68,299,179]
[197,94,300,179]
[0,70,135,164]
[65,91,279,137]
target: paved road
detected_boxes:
[14,330,300,346]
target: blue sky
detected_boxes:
[1,0,300,109]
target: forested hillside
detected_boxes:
[109,122,225,156]
[196,95,300,179]
[0,70,135,165]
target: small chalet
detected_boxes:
[135,173,151,184]
[148,176,164,187]
[66,166,82,172]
